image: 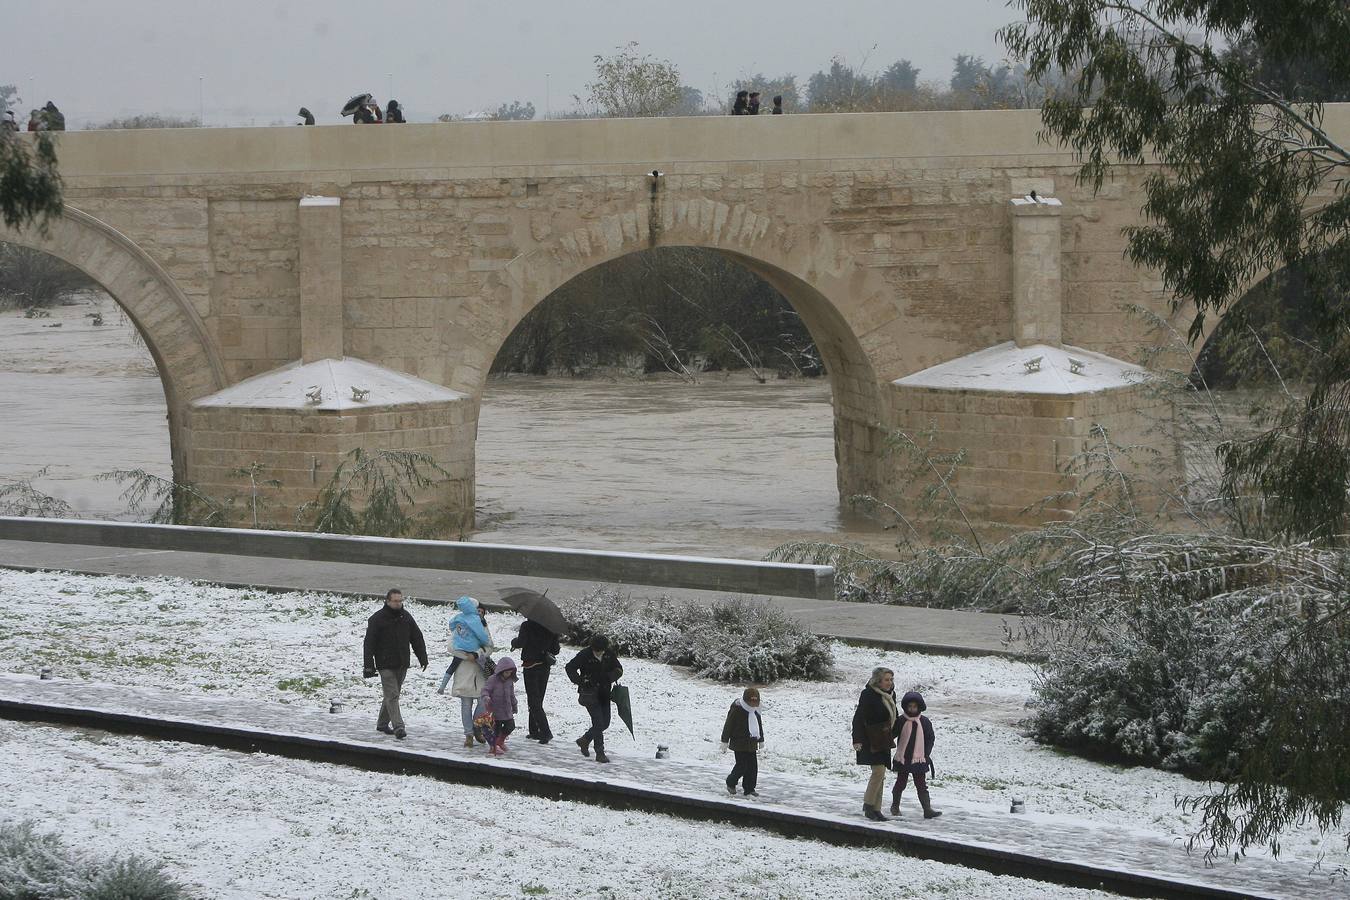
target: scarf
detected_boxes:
[895,714,926,765]
[872,686,898,729]
[736,698,761,740]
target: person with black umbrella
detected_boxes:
[511,617,560,744]
[565,635,623,764]
[362,588,428,740]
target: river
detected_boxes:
[0,301,894,559]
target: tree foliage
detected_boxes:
[579,42,683,118]
[490,247,820,378]
[0,84,62,234]
[1001,0,1350,854]
[1005,2,1350,540]
[90,114,201,129]
[492,100,536,121]
[299,448,449,538]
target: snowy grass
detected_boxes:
[2,568,1347,876]
[0,721,1116,899]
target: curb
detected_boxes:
[0,697,1269,900]
[0,563,1026,660]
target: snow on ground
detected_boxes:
[0,721,1116,900]
[3,568,1347,880]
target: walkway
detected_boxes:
[2,673,1339,899]
[0,538,1021,656]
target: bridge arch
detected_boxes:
[472,199,897,501]
[0,206,226,482]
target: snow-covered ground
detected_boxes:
[2,568,1347,891]
[0,721,1116,900]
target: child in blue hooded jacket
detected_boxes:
[438,596,494,746]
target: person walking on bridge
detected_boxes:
[362,588,428,740]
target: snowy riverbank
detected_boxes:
[2,568,1346,890]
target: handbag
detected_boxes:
[577,686,599,706]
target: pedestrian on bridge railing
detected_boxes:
[385,100,405,123]
[362,587,428,740]
[41,101,65,131]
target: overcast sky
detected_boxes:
[7,0,1017,127]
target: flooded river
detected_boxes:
[0,301,893,559]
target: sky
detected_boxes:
[4,0,1016,127]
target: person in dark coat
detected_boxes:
[851,666,898,821]
[297,107,315,125]
[747,92,761,115]
[565,635,623,763]
[730,91,749,115]
[771,95,783,115]
[721,687,764,796]
[891,690,941,818]
[361,588,428,739]
[385,99,406,123]
[511,618,560,743]
[42,101,65,131]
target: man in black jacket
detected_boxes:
[362,589,428,739]
[565,635,623,763]
[511,619,561,744]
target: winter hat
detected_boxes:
[900,690,926,713]
[494,656,517,674]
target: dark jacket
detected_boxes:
[720,701,764,753]
[564,648,623,702]
[363,604,428,671]
[511,619,560,667]
[851,686,898,767]
[896,690,935,770]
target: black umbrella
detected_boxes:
[610,682,635,738]
[496,586,568,636]
[341,93,373,117]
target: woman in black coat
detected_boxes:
[851,666,898,821]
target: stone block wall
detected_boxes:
[884,381,1178,528]
[185,399,475,533]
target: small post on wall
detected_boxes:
[298,196,344,362]
[1008,193,1064,348]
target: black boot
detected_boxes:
[889,791,902,816]
[918,786,942,819]
[576,736,591,757]
[863,805,889,822]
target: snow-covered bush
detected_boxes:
[0,820,187,900]
[1030,590,1267,774]
[559,590,833,682]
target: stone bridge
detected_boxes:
[7,108,1345,531]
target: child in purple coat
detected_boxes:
[480,656,519,756]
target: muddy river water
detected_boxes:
[0,302,894,559]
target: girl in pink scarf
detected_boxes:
[892,690,942,819]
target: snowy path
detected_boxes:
[0,674,1336,899]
